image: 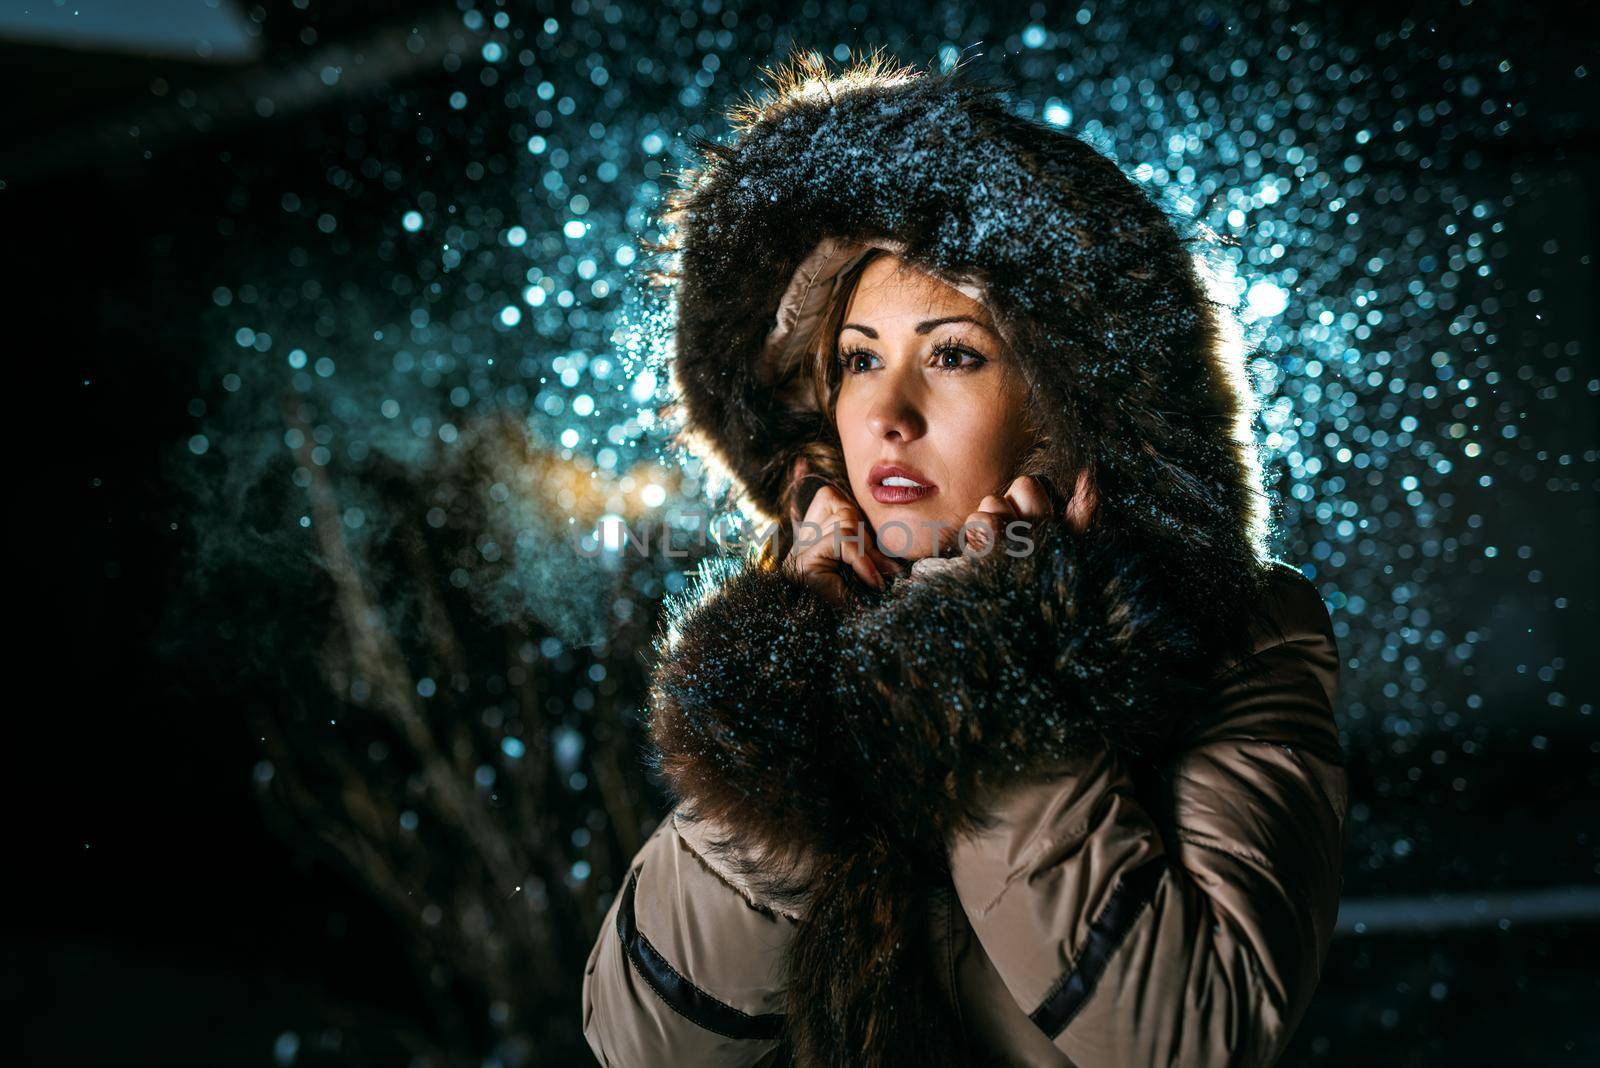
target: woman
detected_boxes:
[582,51,1347,1068]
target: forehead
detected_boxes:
[843,254,992,327]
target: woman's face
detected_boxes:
[833,254,1034,561]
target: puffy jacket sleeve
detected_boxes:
[945,569,1348,1067]
[581,807,801,1068]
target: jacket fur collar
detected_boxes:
[647,517,1280,1067]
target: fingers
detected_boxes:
[793,485,850,556]
[1001,472,1097,534]
[794,519,887,593]
[972,475,1058,555]
[962,492,1016,554]
[962,476,1061,555]
[800,485,903,579]
[802,483,849,528]
[839,511,906,586]
[1002,476,1054,521]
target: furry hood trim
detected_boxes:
[645,50,1272,582]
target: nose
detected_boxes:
[864,376,926,442]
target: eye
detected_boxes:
[837,345,881,375]
[930,339,987,372]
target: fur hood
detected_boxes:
[644,51,1271,582]
[639,51,1289,1068]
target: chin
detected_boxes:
[867,505,957,561]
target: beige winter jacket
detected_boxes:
[582,557,1346,1067]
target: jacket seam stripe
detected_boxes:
[978,809,1098,919]
[1175,828,1273,873]
[616,864,788,1042]
[1026,853,1168,1040]
[672,810,809,924]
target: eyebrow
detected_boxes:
[840,315,998,339]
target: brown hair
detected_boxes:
[752,248,1053,569]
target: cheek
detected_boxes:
[833,393,874,476]
[834,390,863,435]
[935,400,1023,486]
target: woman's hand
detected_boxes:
[782,460,903,605]
[957,471,1097,556]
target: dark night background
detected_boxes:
[8,1,1598,1065]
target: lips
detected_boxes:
[868,463,938,505]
